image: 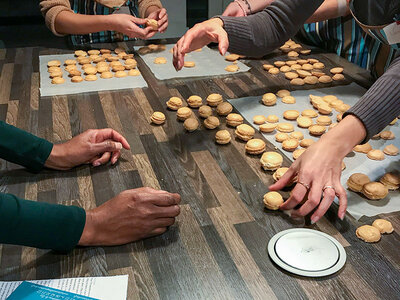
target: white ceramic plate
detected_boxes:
[268,228,346,277]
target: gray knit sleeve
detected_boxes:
[343,55,400,143]
[219,0,323,57]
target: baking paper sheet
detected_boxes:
[39,54,148,97]
[228,83,400,220]
[134,44,250,80]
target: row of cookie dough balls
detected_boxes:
[263,56,344,85]
[47,48,140,84]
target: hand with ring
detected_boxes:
[269,115,366,223]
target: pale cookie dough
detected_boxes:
[356,225,381,243]
[225,64,239,72]
[154,57,167,64]
[85,74,98,81]
[263,192,284,210]
[225,54,240,61]
[367,149,385,161]
[184,61,196,68]
[151,112,166,125]
[372,219,394,234]
[71,75,83,83]
[100,71,113,79]
[128,69,141,76]
[51,77,65,84]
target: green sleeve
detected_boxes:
[0,193,86,252]
[0,121,53,173]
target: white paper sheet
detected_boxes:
[39,54,148,97]
[229,82,400,220]
[134,44,250,80]
[0,275,128,300]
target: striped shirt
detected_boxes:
[297,16,399,78]
[69,0,139,46]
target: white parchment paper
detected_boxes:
[228,83,400,220]
[134,44,250,80]
[39,54,148,97]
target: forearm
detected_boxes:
[219,0,324,57]
[55,11,115,35]
[247,0,275,13]
[344,55,400,143]
[0,193,85,252]
[0,121,53,172]
[306,0,350,23]
[319,115,366,157]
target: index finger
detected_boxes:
[159,8,167,19]
[96,128,130,150]
[148,192,181,206]
[269,166,297,191]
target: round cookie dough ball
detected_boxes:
[263,192,284,210]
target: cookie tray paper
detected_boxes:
[133,44,250,80]
[228,82,400,220]
[39,54,148,97]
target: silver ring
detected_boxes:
[323,185,335,192]
[297,181,310,190]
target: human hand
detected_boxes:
[222,2,246,17]
[108,14,156,39]
[45,128,130,170]
[79,187,181,246]
[146,7,169,33]
[173,18,228,70]
[269,115,366,223]
[269,140,347,224]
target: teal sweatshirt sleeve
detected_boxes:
[0,193,86,252]
[0,121,53,172]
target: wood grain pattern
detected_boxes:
[0,45,398,300]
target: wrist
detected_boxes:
[320,115,366,156]
[44,143,69,170]
[78,209,98,246]
[105,14,117,31]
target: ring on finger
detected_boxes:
[297,181,310,190]
[323,185,335,192]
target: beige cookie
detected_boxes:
[282,138,299,152]
[280,65,292,72]
[372,219,394,234]
[268,67,280,74]
[151,112,166,125]
[301,109,318,118]
[287,51,299,58]
[330,67,343,74]
[225,64,239,72]
[225,54,240,61]
[64,59,76,66]
[362,182,388,200]
[277,123,294,133]
[313,62,325,69]
[300,49,311,55]
[115,71,128,78]
[319,75,333,83]
[47,60,61,67]
[274,61,286,67]
[353,143,372,153]
[283,110,300,120]
[285,72,299,80]
[262,64,274,71]
[297,116,313,128]
[112,65,125,72]
[290,78,304,86]
[146,19,158,30]
[128,69,141,76]
[49,71,63,78]
[107,56,120,62]
[85,74,98,81]
[300,138,315,148]
[184,61,196,68]
[266,115,279,123]
[71,75,83,83]
[92,56,105,63]
[380,130,395,140]
[263,192,284,210]
[309,124,326,136]
[383,144,399,156]
[259,123,277,133]
[276,89,291,98]
[74,50,87,57]
[291,131,304,140]
[84,66,97,75]
[48,66,62,73]
[97,65,110,73]
[301,63,314,71]
[282,96,296,104]
[367,149,385,161]
[356,225,381,243]
[333,72,345,80]
[100,71,113,79]
[253,115,267,125]
[296,69,312,78]
[51,77,65,84]
[68,69,82,77]
[154,57,167,64]
[291,64,302,70]
[304,76,318,84]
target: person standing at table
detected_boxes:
[222,0,398,78]
[172,0,400,224]
[40,0,169,46]
[0,121,180,252]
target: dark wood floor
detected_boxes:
[0,43,399,300]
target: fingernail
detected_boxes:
[116,143,122,150]
[339,213,344,221]
[311,217,319,224]
[93,162,101,167]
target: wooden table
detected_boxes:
[0,43,399,300]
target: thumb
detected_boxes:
[91,140,123,154]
